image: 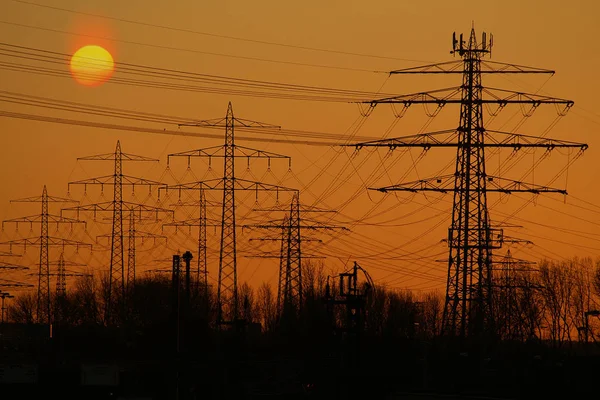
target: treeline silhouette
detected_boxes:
[3,258,600,398]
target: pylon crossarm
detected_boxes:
[390,60,554,75]
[0,279,33,288]
[350,129,587,150]
[234,178,298,193]
[168,145,289,160]
[163,178,296,194]
[234,117,280,129]
[244,223,348,230]
[163,217,220,227]
[0,236,91,247]
[178,115,278,129]
[253,204,337,213]
[0,264,29,270]
[244,254,325,259]
[3,213,86,225]
[47,260,86,267]
[350,129,457,149]
[499,235,534,246]
[167,145,225,161]
[62,201,172,215]
[78,152,158,162]
[11,194,77,203]
[169,199,221,208]
[372,174,568,194]
[484,130,587,150]
[68,174,164,187]
[161,178,223,192]
[492,257,536,266]
[366,86,573,105]
[97,230,167,240]
[249,237,322,243]
[29,271,89,277]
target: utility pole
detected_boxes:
[65,142,170,324]
[165,102,296,328]
[0,186,90,324]
[350,28,587,339]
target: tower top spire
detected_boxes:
[451,26,493,57]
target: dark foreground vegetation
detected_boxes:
[2,259,600,399]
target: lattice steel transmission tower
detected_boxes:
[166,102,296,327]
[163,188,221,305]
[246,193,345,321]
[95,209,168,291]
[0,186,90,324]
[65,141,169,323]
[351,28,588,338]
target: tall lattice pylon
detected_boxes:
[282,193,302,317]
[0,186,90,324]
[162,188,221,308]
[350,27,587,338]
[66,141,169,324]
[246,194,346,320]
[166,102,296,327]
[277,214,290,316]
[56,252,66,298]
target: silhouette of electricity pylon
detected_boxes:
[491,249,540,340]
[163,188,221,305]
[166,102,296,327]
[0,185,90,324]
[65,141,168,324]
[95,209,169,290]
[26,253,89,323]
[245,192,347,320]
[350,28,587,339]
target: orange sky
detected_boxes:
[1,0,599,294]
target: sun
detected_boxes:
[69,45,115,87]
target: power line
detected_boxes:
[9,0,429,63]
[0,20,385,74]
[0,42,397,102]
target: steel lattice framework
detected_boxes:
[66,141,168,324]
[281,193,302,317]
[246,195,346,321]
[166,102,296,327]
[351,28,588,338]
[162,188,221,307]
[0,186,89,324]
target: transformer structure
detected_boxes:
[0,186,90,324]
[351,28,587,338]
[165,102,296,328]
[324,261,374,368]
[246,193,345,322]
[65,141,170,324]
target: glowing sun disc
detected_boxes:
[70,45,114,87]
